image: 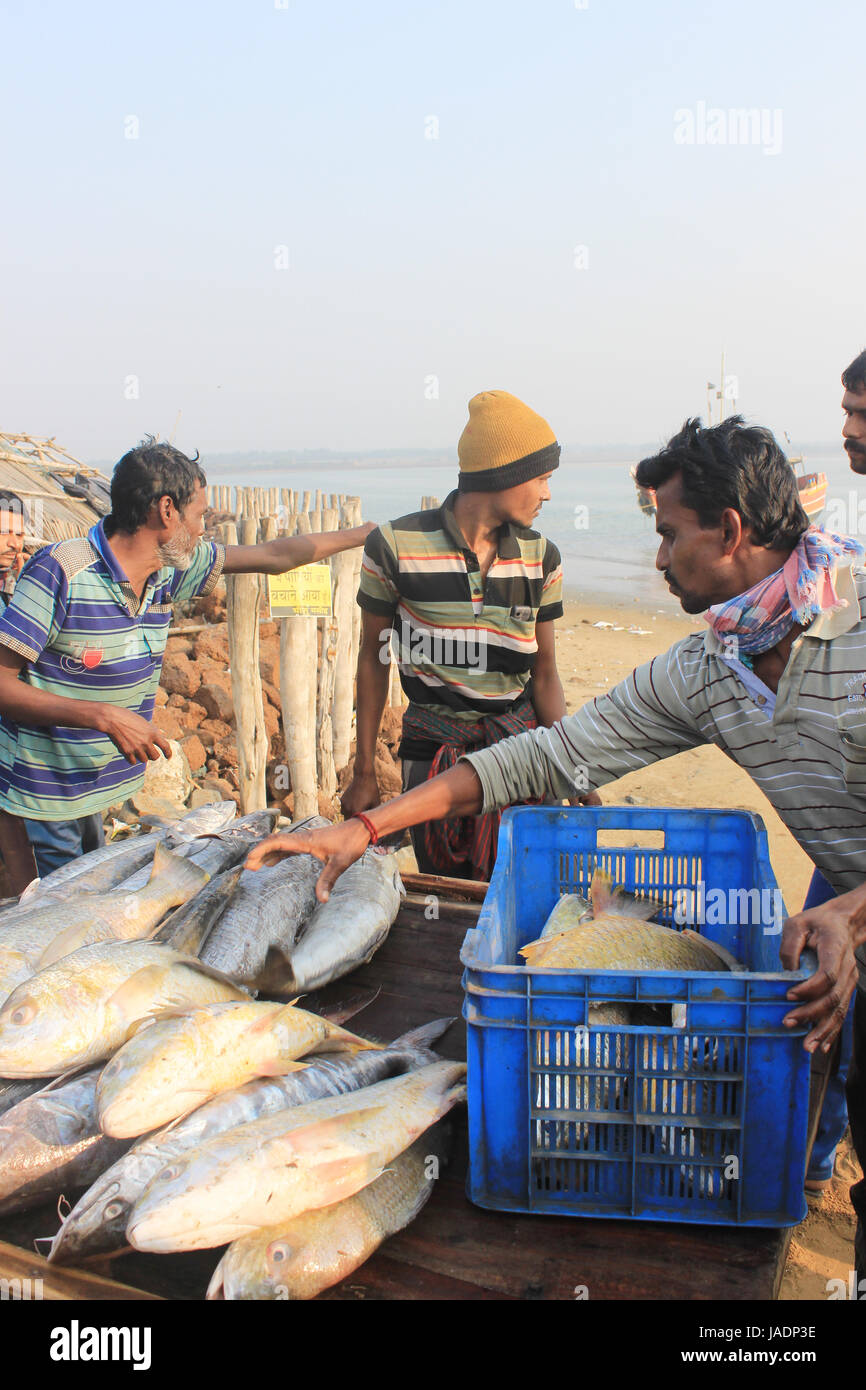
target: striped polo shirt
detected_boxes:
[463,563,866,991]
[358,491,563,750]
[0,522,224,820]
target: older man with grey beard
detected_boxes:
[0,437,372,877]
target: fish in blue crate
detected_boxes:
[521,867,744,1193]
[520,867,742,979]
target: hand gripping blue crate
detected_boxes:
[459,806,813,1227]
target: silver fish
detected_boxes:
[48,1018,453,1263]
[17,836,162,902]
[270,850,403,996]
[0,846,211,1000]
[0,1069,131,1216]
[127,1060,467,1252]
[163,801,237,847]
[200,818,331,983]
[119,811,276,893]
[154,864,244,956]
[0,1076,45,1118]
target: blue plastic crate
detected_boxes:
[459,806,813,1227]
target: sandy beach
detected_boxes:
[557,594,860,1299]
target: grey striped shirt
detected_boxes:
[464,565,866,986]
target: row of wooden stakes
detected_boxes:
[214,493,438,818]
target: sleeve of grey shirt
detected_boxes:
[462,643,706,813]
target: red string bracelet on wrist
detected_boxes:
[351,812,379,845]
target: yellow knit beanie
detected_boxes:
[457,390,560,492]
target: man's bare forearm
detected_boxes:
[837,881,866,950]
[353,647,390,773]
[0,675,111,734]
[224,526,371,575]
[531,672,567,726]
[361,762,483,837]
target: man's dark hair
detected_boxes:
[635,416,809,551]
[842,348,866,395]
[107,436,206,535]
[0,491,25,519]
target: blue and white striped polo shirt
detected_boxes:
[0,521,224,820]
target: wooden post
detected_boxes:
[349,496,363,682]
[330,501,356,772]
[302,490,312,512]
[316,507,339,800]
[223,519,268,812]
[311,508,322,533]
[280,510,318,818]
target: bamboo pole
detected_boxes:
[349,496,363,683]
[330,500,356,771]
[316,507,339,799]
[223,519,268,812]
[280,510,318,818]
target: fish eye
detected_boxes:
[9,1001,35,1027]
[159,1164,181,1182]
[267,1241,291,1265]
[103,1201,127,1221]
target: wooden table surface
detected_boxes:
[0,894,830,1302]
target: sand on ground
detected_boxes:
[556,595,861,1302]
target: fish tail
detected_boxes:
[392,1017,457,1052]
[151,843,212,901]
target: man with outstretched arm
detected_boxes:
[250,414,866,1258]
[249,412,866,1282]
[0,437,372,877]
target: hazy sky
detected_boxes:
[3,0,863,465]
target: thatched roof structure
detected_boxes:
[0,433,110,544]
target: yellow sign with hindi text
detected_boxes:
[267,564,332,618]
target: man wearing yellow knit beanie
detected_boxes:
[342,390,576,881]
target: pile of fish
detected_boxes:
[0,800,447,1297]
[519,866,742,1024]
[0,1007,462,1298]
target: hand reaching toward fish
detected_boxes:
[245,820,373,901]
[780,887,864,1052]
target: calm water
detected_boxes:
[207,448,856,609]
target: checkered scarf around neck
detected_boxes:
[704,526,866,656]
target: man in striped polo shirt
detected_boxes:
[341,389,574,881]
[249,414,866,1280]
[0,438,372,876]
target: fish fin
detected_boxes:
[33,1063,97,1093]
[520,933,566,961]
[151,842,212,896]
[312,1021,383,1054]
[391,1017,457,1051]
[108,965,172,1025]
[316,985,381,1026]
[256,1058,308,1077]
[205,1261,226,1300]
[18,878,42,904]
[589,867,620,917]
[38,925,88,968]
[277,1104,388,1155]
[442,1082,467,1112]
[172,954,254,994]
